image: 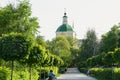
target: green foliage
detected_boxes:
[70,48,79,67]
[0,1,63,80]
[12,67,38,80]
[113,68,120,80]
[30,69,39,80]
[78,68,88,74]
[66,36,78,48]
[87,54,103,67]
[36,36,46,47]
[78,61,87,68]
[13,70,29,80]
[0,67,10,80]
[46,36,71,67]
[100,25,120,53]
[0,62,39,80]
[79,29,98,62]
[37,66,58,79]
[26,44,46,66]
[39,69,49,79]
[114,48,120,64]
[0,1,39,37]
[102,51,115,66]
[53,55,64,66]
[0,32,31,61]
[47,36,70,55]
[0,32,32,80]
[41,51,51,66]
[87,49,117,67]
[90,68,120,80]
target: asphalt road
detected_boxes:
[57,68,97,80]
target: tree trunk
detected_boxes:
[11,60,14,80]
[44,67,45,79]
[40,67,41,80]
[29,66,32,80]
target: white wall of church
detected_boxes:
[56,32,73,37]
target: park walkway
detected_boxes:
[57,68,96,80]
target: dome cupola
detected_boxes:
[56,12,74,37]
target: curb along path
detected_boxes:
[57,68,96,80]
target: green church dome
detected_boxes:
[56,24,73,32]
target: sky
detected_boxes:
[1,0,120,40]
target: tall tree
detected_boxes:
[100,25,120,53]
[47,36,71,67]
[0,1,39,37]
[0,32,31,80]
[25,44,46,80]
[79,29,98,62]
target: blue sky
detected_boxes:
[1,0,120,40]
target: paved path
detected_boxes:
[57,68,96,80]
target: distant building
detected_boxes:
[56,12,74,37]
[55,12,83,48]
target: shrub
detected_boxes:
[113,68,120,80]
[78,68,88,74]
[90,68,120,80]
[37,66,58,80]
[13,67,38,80]
[13,70,29,80]
[0,67,10,80]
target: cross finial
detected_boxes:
[64,8,66,15]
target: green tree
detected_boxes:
[36,35,46,47]
[114,48,120,65]
[47,36,70,56]
[25,44,46,80]
[70,48,79,66]
[53,55,64,66]
[47,36,71,67]
[102,51,114,66]
[66,36,78,48]
[87,53,104,67]
[0,1,39,37]
[0,32,31,80]
[79,29,98,61]
[100,25,120,53]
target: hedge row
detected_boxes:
[0,67,10,80]
[0,66,59,80]
[90,68,120,80]
[0,66,39,80]
[87,48,120,67]
[37,66,58,79]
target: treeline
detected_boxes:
[78,25,120,67]
[0,1,79,80]
[0,1,65,80]
[77,18,120,80]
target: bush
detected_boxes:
[13,70,29,80]
[90,68,120,80]
[37,66,58,80]
[113,68,120,80]
[13,68,39,80]
[78,68,88,74]
[0,67,10,80]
